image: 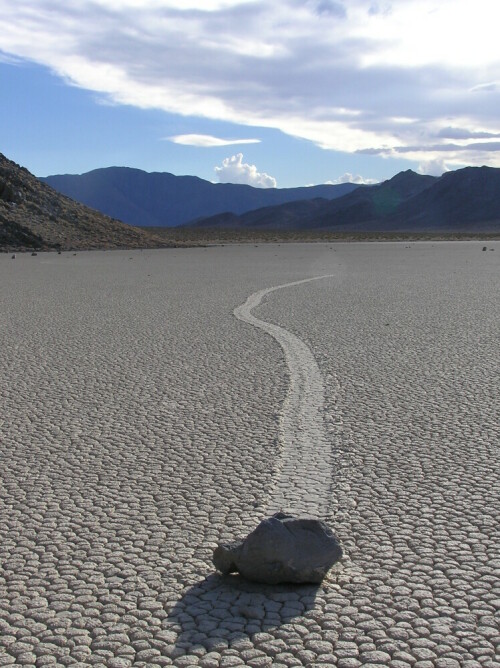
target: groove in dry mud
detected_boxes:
[234,275,335,518]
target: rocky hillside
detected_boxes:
[0,154,175,251]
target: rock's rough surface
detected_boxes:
[213,512,342,584]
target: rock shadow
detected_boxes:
[164,572,320,654]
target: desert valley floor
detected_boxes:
[1,242,499,667]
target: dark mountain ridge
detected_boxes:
[389,166,500,229]
[41,167,359,228]
[190,167,500,232]
[192,170,435,229]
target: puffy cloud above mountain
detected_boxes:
[329,172,378,185]
[417,159,449,177]
[1,0,499,168]
[215,154,277,188]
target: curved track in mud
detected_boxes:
[234,275,336,518]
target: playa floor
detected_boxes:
[1,242,498,667]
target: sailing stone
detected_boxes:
[213,512,342,584]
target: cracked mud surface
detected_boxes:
[1,243,499,667]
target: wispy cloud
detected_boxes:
[1,0,500,167]
[167,134,261,147]
[0,51,21,64]
[215,153,277,188]
[360,142,500,156]
[470,82,499,93]
[436,127,500,140]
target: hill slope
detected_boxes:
[41,167,359,227]
[0,154,173,251]
[193,170,436,229]
[190,167,500,232]
[386,166,500,230]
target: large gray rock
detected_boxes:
[213,512,342,584]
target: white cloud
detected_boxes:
[350,0,500,69]
[1,0,500,168]
[417,159,450,177]
[215,153,277,187]
[470,82,499,93]
[436,127,500,140]
[329,172,379,185]
[167,134,261,147]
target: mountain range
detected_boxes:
[41,164,500,234]
[190,167,500,232]
[2,150,499,252]
[41,168,358,228]
[0,153,175,251]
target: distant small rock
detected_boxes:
[31,252,37,256]
[213,512,342,584]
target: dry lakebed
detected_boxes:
[1,242,499,667]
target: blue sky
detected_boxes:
[1,0,499,188]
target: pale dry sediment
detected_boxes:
[0,243,498,668]
[234,276,336,518]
